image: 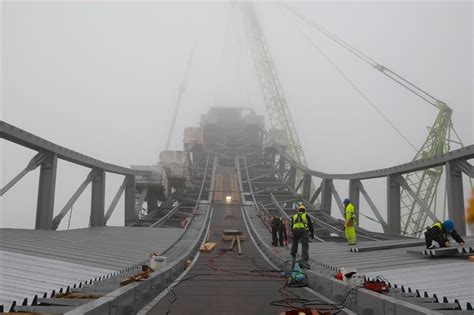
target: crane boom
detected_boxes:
[165,43,196,150]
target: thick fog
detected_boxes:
[1,1,472,232]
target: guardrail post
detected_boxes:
[349,180,360,223]
[446,160,466,235]
[90,169,106,227]
[302,173,312,201]
[387,174,401,235]
[321,178,333,216]
[35,153,57,230]
[125,175,137,225]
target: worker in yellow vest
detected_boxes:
[290,205,314,263]
[424,220,464,249]
[343,198,357,245]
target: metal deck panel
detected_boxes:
[308,239,474,309]
[0,226,183,311]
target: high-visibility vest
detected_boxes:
[344,203,355,221]
[292,212,308,230]
[431,222,442,230]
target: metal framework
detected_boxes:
[240,2,307,168]
[0,121,145,229]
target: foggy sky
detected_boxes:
[1,1,473,231]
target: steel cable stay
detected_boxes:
[293,23,417,152]
[280,2,447,110]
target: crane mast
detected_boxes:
[240,2,307,168]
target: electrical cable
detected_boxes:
[163,249,287,314]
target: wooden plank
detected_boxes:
[37,297,95,306]
[237,235,242,255]
[199,242,217,252]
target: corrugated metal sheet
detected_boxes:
[0,226,183,311]
[308,238,474,309]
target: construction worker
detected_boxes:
[424,219,465,249]
[343,198,357,245]
[271,216,287,247]
[290,205,314,263]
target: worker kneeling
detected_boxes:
[424,219,464,249]
[343,198,357,245]
[290,205,314,264]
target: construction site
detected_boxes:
[1,1,474,315]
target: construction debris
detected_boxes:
[200,242,217,252]
[223,229,244,255]
[120,265,153,286]
[54,292,103,299]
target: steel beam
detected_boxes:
[349,180,360,223]
[302,173,311,200]
[330,182,345,217]
[456,159,474,177]
[310,184,322,204]
[1,152,46,196]
[1,121,143,176]
[124,175,136,225]
[320,179,333,216]
[135,187,149,218]
[275,145,474,180]
[35,153,57,230]
[104,176,127,224]
[287,167,296,188]
[90,169,106,227]
[387,174,401,235]
[446,160,466,235]
[278,155,286,176]
[52,170,96,230]
[295,176,305,191]
[358,181,389,232]
[397,176,438,222]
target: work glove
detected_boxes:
[310,234,315,239]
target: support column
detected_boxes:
[320,178,333,216]
[35,153,57,230]
[124,175,136,225]
[349,180,361,223]
[387,175,401,235]
[90,169,106,227]
[446,160,466,235]
[302,173,311,201]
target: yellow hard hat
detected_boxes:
[298,204,306,211]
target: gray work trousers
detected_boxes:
[290,229,309,261]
